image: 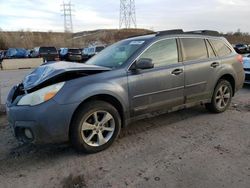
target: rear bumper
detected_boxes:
[6,99,78,144]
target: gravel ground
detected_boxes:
[0,86,249,188]
[0,69,33,107]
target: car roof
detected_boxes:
[127,29,223,41]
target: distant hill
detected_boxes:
[0,29,152,49]
[1,29,250,50]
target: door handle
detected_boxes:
[171,69,183,75]
[211,62,220,68]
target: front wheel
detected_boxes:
[205,80,233,113]
[70,101,121,153]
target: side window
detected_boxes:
[140,39,178,67]
[209,39,232,57]
[181,38,208,61]
[206,40,216,58]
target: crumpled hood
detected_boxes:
[23,61,111,90]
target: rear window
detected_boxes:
[39,47,57,54]
[96,46,105,52]
[181,38,208,61]
[209,39,232,57]
[68,49,81,54]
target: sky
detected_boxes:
[0,0,249,33]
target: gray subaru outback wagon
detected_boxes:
[6,30,245,153]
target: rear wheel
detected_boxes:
[205,80,233,113]
[70,101,121,153]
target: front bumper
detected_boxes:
[6,98,78,144]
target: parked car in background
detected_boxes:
[5,48,27,59]
[30,46,59,62]
[59,48,82,62]
[0,51,4,63]
[234,43,250,54]
[25,49,33,58]
[0,51,4,61]
[58,48,62,55]
[243,54,250,84]
[82,48,90,61]
[87,45,105,58]
[1,50,7,60]
[6,30,245,153]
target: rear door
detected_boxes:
[180,37,220,103]
[128,38,185,116]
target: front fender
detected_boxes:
[54,78,129,112]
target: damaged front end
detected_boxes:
[7,61,111,106]
[6,61,111,143]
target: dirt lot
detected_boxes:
[0,69,33,107]
[0,86,250,188]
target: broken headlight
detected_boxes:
[17,82,65,106]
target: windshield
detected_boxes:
[86,39,145,68]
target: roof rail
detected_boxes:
[155,29,220,37]
[127,32,156,39]
[127,29,221,39]
[156,29,184,36]
[185,30,220,36]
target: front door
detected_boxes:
[128,38,185,116]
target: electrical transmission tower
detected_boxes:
[119,0,137,29]
[61,1,74,33]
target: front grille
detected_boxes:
[244,68,250,72]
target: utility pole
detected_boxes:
[61,1,74,33]
[119,0,137,29]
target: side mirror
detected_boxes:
[135,58,154,70]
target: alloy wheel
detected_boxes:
[81,111,115,147]
[215,84,231,109]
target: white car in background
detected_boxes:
[243,54,250,84]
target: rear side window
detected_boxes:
[209,39,232,57]
[206,40,216,58]
[181,38,208,61]
[140,39,178,67]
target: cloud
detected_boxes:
[0,0,250,32]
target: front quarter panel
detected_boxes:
[53,69,129,112]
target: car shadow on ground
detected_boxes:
[1,106,208,161]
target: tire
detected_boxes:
[205,79,233,113]
[70,100,121,153]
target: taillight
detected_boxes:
[237,54,243,63]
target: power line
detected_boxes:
[61,1,74,33]
[119,0,137,29]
